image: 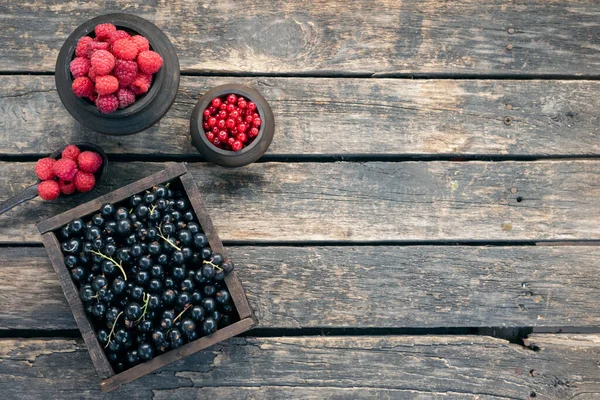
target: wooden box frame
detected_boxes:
[37,163,256,392]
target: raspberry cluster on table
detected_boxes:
[35,144,103,200]
[203,93,263,151]
[57,181,236,372]
[70,23,163,114]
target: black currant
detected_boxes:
[175,199,188,211]
[148,241,161,255]
[203,284,216,297]
[170,210,182,222]
[97,329,109,345]
[176,292,191,309]
[155,185,168,198]
[60,225,71,239]
[135,271,150,286]
[125,234,137,245]
[68,219,85,234]
[129,285,145,301]
[86,226,102,241]
[181,319,196,338]
[115,247,131,263]
[125,302,143,320]
[190,305,205,321]
[177,230,192,246]
[162,289,177,305]
[126,350,140,366]
[160,318,173,330]
[64,255,78,268]
[201,264,215,280]
[107,340,122,353]
[61,238,81,253]
[143,192,156,205]
[131,244,143,258]
[100,203,116,218]
[201,247,212,260]
[191,291,203,304]
[221,260,234,273]
[111,278,127,295]
[71,266,87,282]
[91,276,108,291]
[164,277,175,289]
[151,330,166,345]
[115,207,129,220]
[202,298,216,313]
[192,233,208,249]
[216,289,231,304]
[79,285,95,302]
[91,302,107,319]
[116,219,132,236]
[157,253,169,266]
[148,294,162,309]
[183,211,195,222]
[171,251,185,265]
[172,266,186,281]
[148,278,163,293]
[138,256,153,270]
[202,318,217,335]
[115,329,130,345]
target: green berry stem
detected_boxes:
[104,311,123,349]
[158,224,182,251]
[173,303,192,324]
[90,250,128,281]
[203,260,222,272]
[135,293,150,324]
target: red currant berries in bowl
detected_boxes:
[190,84,274,168]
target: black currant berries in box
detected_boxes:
[56,179,237,373]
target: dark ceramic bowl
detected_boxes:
[55,13,180,135]
[190,84,275,168]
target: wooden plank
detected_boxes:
[1,160,600,243]
[1,1,599,76]
[3,245,600,330]
[1,334,599,399]
[1,76,599,156]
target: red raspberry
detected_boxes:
[74,171,96,192]
[95,75,119,95]
[69,57,90,78]
[90,50,115,75]
[87,40,110,57]
[113,59,138,86]
[38,180,61,201]
[130,35,150,53]
[78,151,103,173]
[53,158,78,181]
[95,23,116,41]
[112,38,138,61]
[35,157,56,180]
[130,73,152,95]
[116,88,136,109]
[87,66,98,83]
[61,145,81,161]
[75,36,93,57]
[59,179,76,195]
[137,50,163,74]
[108,29,130,44]
[95,94,119,114]
[72,77,94,98]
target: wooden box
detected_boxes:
[37,163,256,391]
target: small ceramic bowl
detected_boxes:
[190,84,275,168]
[55,13,180,135]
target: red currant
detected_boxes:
[227,137,235,146]
[208,106,216,114]
[237,133,248,143]
[247,102,256,111]
[218,131,228,142]
[249,127,259,137]
[238,123,247,132]
[238,100,247,109]
[245,115,254,123]
[232,140,243,151]
[217,110,227,120]
[230,127,238,135]
[211,97,222,108]
[206,132,215,142]
[252,113,259,119]
[237,116,243,123]
[253,117,262,127]
[225,118,236,129]
[230,110,239,119]
[227,94,237,104]
[217,119,226,129]
[220,104,227,111]
[203,122,209,131]
[208,117,217,127]
[211,126,219,134]
[203,109,211,118]
[226,103,235,113]
[213,137,221,146]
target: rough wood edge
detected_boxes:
[41,232,114,379]
[179,172,254,321]
[36,163,188,234]
[100,317,256,392]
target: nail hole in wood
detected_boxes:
[508,28,515,34]
[506,44,514,50]
[530,392,537,398]
[505,104,513,110]
[511,187,518,193]
[516,196,523,202]
[504,117,512,125]
[529,369,536,376]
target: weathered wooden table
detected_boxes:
[1,1,599,398]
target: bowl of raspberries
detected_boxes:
[36,143,107,200]
[190,84,275,168]
[55,13,180,135]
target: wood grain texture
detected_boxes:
[1,161,600,243]
[1,335,599,399]
[1,76,599,156]
[1,1,599,76]
[4,246,600,330]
